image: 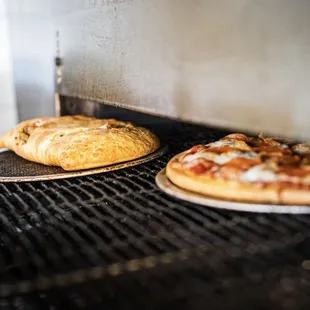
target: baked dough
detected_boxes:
[166,134,310,205]
[0,115,160,171]
[167,154,310,204]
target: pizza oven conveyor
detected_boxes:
[1,104,310,310]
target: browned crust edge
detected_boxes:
[0,117,160,171]
[166,152,310,205]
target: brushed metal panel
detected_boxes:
[0,0,17,135]
[7,0,55,121]
[54,0,310,139]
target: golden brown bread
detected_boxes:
[0,115,160,171]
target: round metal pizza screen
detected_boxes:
[156,168,310,214]
[0,146,167,182]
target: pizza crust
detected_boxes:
[0,116,160,171]
[166,152,310,205]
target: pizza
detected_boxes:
[166,133,310,205]
[0,115,160,171]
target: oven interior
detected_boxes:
[1,101,310,310]
[3,1,310,307]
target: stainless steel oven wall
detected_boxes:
[0,0,17,136]
[54,0,310,139]
[7,0,55,121]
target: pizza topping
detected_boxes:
[189,145,200,154]
[258,151,294,165]
[187,159,216,174]
[278,167,310,178]
[249,137,284,148]
[254,146,291,154]
[292,143,310,155]
[188,145,207,154]
[279,144,289,149]
[183,150,258,165]
[240,164,278,183]
[221,133,249,142]
[301,155,310,169]
[224,157,260,170]
[238,164,310,185]
[263,138,289,148]
[189,163,208,174]
[206,139,251,151]
[302,176,310,185]
[217,165,242,180]
[276,155,301,166]
[206,146,249,154]
[177,134,310,188]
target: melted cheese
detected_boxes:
[292,143,310,155]
[240,164,310,184]
[184,151,258,165]
[279,143,289,149]
[206,139,251,151]
[302,176,310,185]
[184,140,310,185]
[240,164,278,183]
[206,139,237,148]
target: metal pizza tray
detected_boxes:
[0,146,167,182]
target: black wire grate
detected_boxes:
[1,117,310,309]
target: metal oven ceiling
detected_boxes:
[53,0,310,139]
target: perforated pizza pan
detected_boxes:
[156,168,310,214]
[0,145,167,182]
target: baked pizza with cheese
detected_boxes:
[166,133,310,205]
[0,115,160,171]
